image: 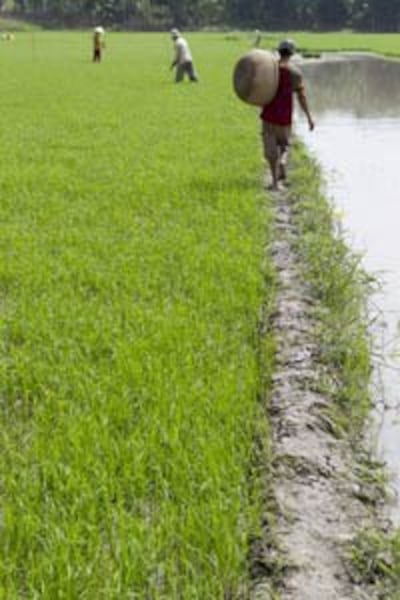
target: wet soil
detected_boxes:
[251,187,381,600]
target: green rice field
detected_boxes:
[0,32,275,598]
[276,31,400,56]
[2,30,400,598]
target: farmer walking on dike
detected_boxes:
[170,28,198,83]
[261,39,314,191]
[93,27,105,63]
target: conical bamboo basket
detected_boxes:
[233,50,279,107]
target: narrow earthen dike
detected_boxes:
[252,189,374,600]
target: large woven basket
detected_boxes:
[233,50,279,107]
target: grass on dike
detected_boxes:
[349,528,400,599]
[290,143,373,437]
[0,32,276,598]
[290,144,400,598]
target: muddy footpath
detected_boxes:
[249,185,390,600]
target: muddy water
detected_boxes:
[297,55,400,522]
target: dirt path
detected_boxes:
[251,188,379,600]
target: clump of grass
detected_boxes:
[290,141,374,436]
[349,529,400,598]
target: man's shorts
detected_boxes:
[261,122,292,163]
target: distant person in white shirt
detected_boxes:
[170,29,198,83]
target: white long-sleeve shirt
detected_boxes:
[174,36,193,64]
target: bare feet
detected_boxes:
[276,165,291,189]
[266,181,284,192]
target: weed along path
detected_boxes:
[251,176,382,599]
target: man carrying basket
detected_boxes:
[261,40,314,190]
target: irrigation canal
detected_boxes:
[297,54,400,523]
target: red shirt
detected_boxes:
[261,64,302,126]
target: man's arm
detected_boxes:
[296,87,315,131]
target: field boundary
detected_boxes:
[249,144,389,599]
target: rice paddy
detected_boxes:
[0,32,276,598]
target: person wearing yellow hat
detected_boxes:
[93,27,105,63]
[170,29,198,83]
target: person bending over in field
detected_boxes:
[261,39,314,190]
[170,29,198,83]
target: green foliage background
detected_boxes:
[2,0,400,32]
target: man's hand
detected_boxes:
[297,89,315,132]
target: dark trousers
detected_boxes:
[176,61,198,82]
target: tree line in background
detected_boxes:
[1,0,400,31]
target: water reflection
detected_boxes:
[297,55,400,523]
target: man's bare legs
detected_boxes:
[278,146,288,184]
[266,155,280,190]
[262,125,290,191]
